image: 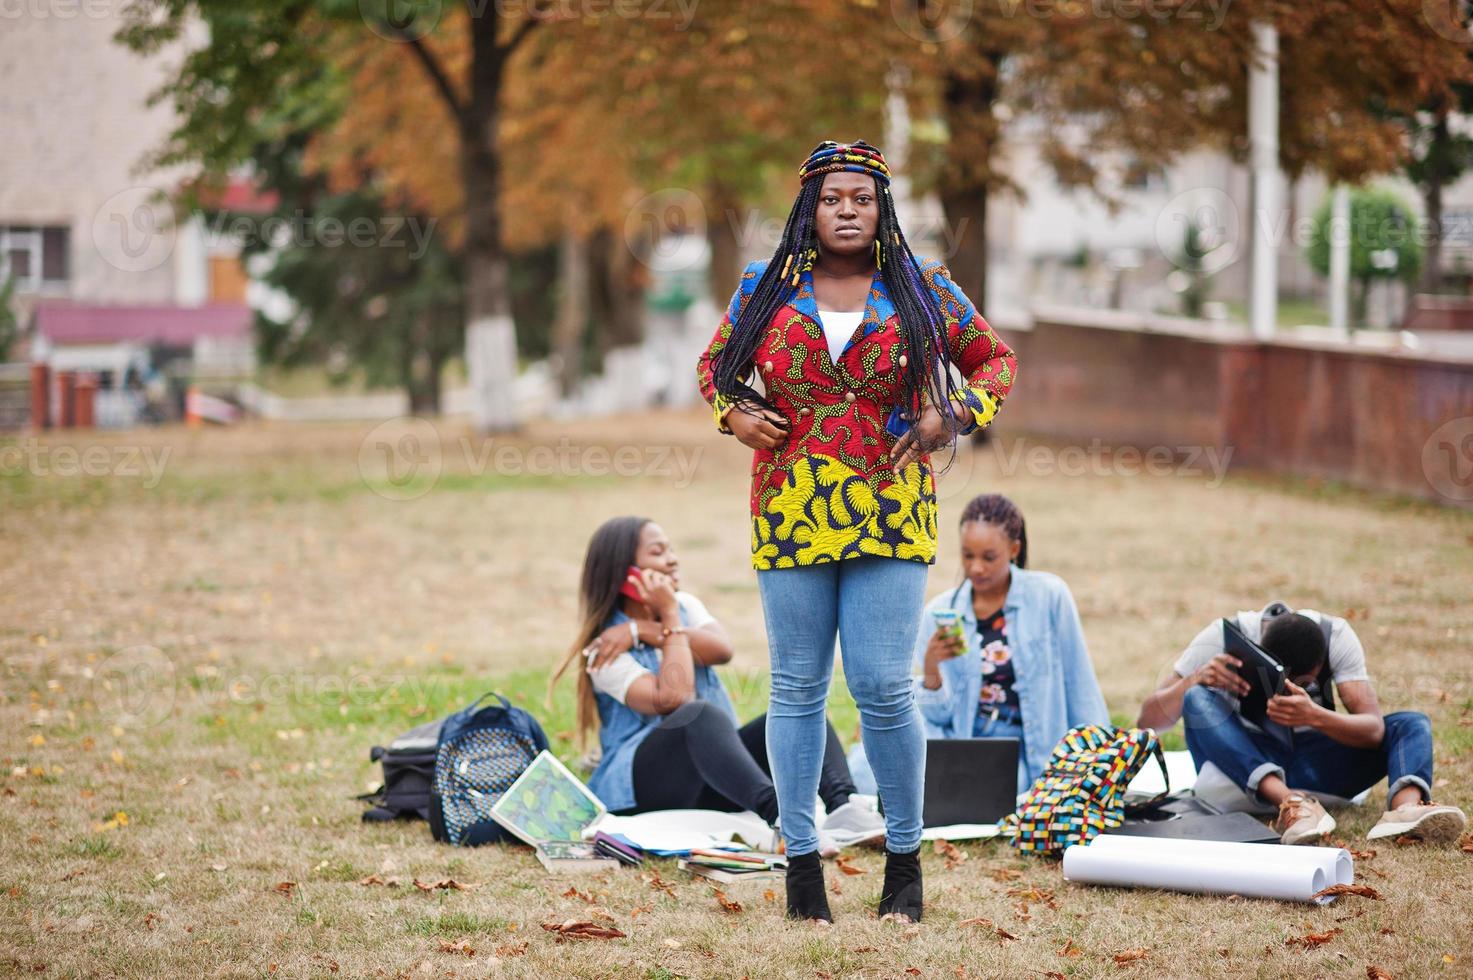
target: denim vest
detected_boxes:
[912,566,1110,789]
[584,602,738,812]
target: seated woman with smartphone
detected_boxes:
[552,516,883,851]
[848,494,1110,793]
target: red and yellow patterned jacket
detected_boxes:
[696,257,1018,570]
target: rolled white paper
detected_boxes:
[1086,834,1353,890]
[1063,836,1354,904]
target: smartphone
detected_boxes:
[619,565,645,603]
[932,609,965,651]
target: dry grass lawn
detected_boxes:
[3,408,1471,978]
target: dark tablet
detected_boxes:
[1221,617,1286,727]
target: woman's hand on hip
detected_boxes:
[889,399,967,476]
[728,401,790,452]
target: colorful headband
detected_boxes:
[797,139,892,187]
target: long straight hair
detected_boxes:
[709,173,970,443]
[549,515,650,749]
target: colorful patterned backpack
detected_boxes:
[1002,725,1167,856]
[428,693,549,847]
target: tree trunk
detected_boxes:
[936,55,1002,312]
[939,185,988,309]
[461,18,519,433]
[1421,111,1449,295]
[1352,277,1369,329]
[552,226,591,397]
[706,180,743,305]
[591,226,644,353]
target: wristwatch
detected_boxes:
[661,624,687,639]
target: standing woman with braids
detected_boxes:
[905,494,1110,792]
[695,141,1017,924]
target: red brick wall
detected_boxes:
[994,310,1473,507]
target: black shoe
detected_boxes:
[877,846,922,922]
[784,850,833,923]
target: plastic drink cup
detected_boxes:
[931,609,965,650]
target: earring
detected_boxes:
[875,239,882,269]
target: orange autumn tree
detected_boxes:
[315,2,896,387]
[890,0,1473,310]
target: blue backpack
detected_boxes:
[428,693,549,847]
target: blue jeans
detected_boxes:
[1181,687,1433,809]
[757,556,928,855]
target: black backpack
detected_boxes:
[359,717,442,823]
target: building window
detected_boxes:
[0,225,70,290]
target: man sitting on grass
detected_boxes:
[1137,601,1466,846]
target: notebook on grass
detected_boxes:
[488,750,607,846]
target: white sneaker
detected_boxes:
[1273,794,1336,845]
[821,798,887,848]
[1366,802,1467,843]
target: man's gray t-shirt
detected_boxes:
[1173,606,1370,732]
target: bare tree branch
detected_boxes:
[400,33,464,120]
[498,14,541,59]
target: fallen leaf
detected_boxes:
[641,871,677,897]
[1058,939,1082,957]
[933,840,966,868]
[628,903,653,918]
[357,874,401,887]
[1349,849,1376,861]
[143,912,159,931]
[540,919,626,941]
[712,888,743,914]
[561,886,595,904]
[834,854,866,876]
[852,946,878,953]
[1007,885,1059,911]
[493,942,527,957]
[272,881,296,897]
[59,870,84,882]
[1380,927,1395,936]
[412,878,479,892]
[435,940,474,956]
[830,875,842,895]
[1366,967,1392,979]
[988,867,1023,882]
[1113,948,1150,965]
[763,890,777,904]
[1457,833,1473,854]
[905,969,921,976]
[958,917,1017,942]
[1314,884,1382,901]
[1286,928,1342,949]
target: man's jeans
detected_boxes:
[757,556,928,856]
[1181,686,1433,809]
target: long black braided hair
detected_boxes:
[710,140,971,453]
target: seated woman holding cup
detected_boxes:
[848,494,1111,794]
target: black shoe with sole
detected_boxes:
[877,846,922,922]
[784,850,833,923]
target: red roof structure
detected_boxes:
[33,303,253,345]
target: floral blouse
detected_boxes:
[696,257,1017,570]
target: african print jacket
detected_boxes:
[695,257,1018,570]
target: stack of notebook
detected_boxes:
[678,848,787,884]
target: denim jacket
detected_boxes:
[912,565,1110,788]
[584,602,738,812]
